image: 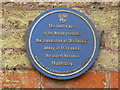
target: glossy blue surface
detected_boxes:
[26,7,99,80]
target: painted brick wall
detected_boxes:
[0,2,119,88]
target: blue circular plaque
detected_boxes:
[26,7,99,80]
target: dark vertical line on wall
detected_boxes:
[100,30,105,49]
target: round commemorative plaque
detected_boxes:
[26,7,99,80]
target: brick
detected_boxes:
[42,72,107,88]
[3,10,41,29]
[110,72,119,88]
[89,10,118,30]
[1,30,26,48]
[90,49,118,72]
[2,71,40,88]
[104,30,118,52]
[2,48,34,70]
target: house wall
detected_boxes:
[0,1,119,88]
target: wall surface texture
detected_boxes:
[0,1,119,88]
